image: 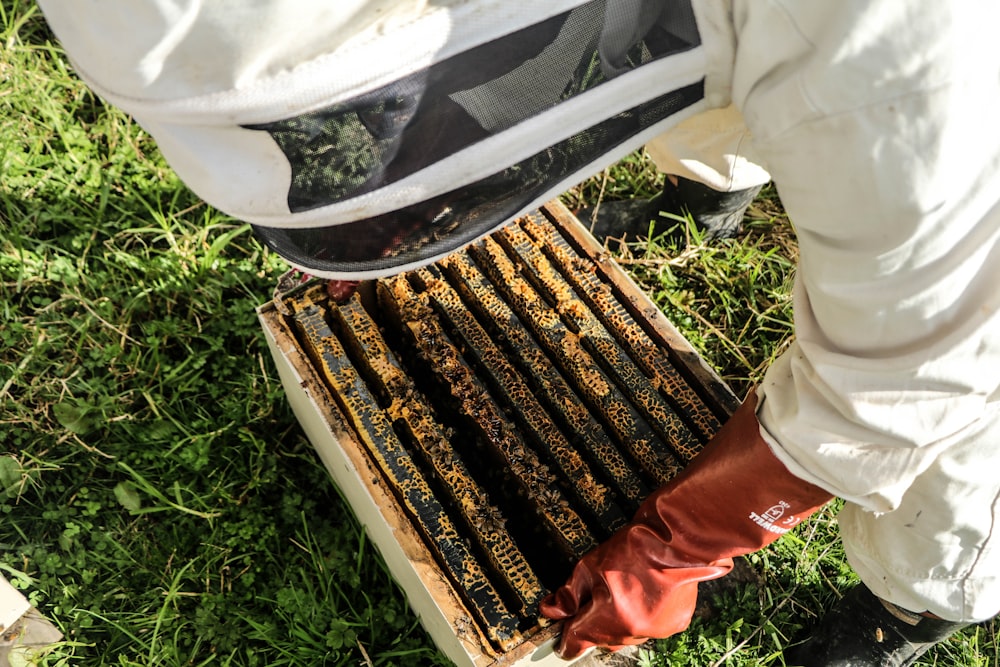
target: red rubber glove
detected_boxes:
[539,393,832,659]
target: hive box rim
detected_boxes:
[256,199,738,667]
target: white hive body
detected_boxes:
[258,200,736,666]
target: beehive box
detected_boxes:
[257,200,738,666]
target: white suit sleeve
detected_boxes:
[732,0,1000,511]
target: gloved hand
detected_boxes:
[539,392,833,659]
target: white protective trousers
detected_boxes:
[665,1,1000,622]
[38,0,1000,623]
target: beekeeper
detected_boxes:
[36,1,1000,665]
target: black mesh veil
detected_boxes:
[246,0,704,278]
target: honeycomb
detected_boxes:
[271,206,735,657]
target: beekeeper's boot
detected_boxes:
[577,175,763,244]
[539,393,833,659]
[783,583,971,667]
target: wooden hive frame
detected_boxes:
[257,200,738,666]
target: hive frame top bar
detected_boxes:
[257,199,738,667]
[540,199,738,417]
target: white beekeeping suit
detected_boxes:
[38,0,1000,630]
[636,0,1000,624]
[730,1,1000,622]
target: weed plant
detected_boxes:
[1,2,996,666]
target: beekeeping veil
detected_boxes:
[38,0,710,279]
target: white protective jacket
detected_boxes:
[38,0,1000,621]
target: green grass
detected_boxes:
[1,4,447,665]
[1,2,996,665]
